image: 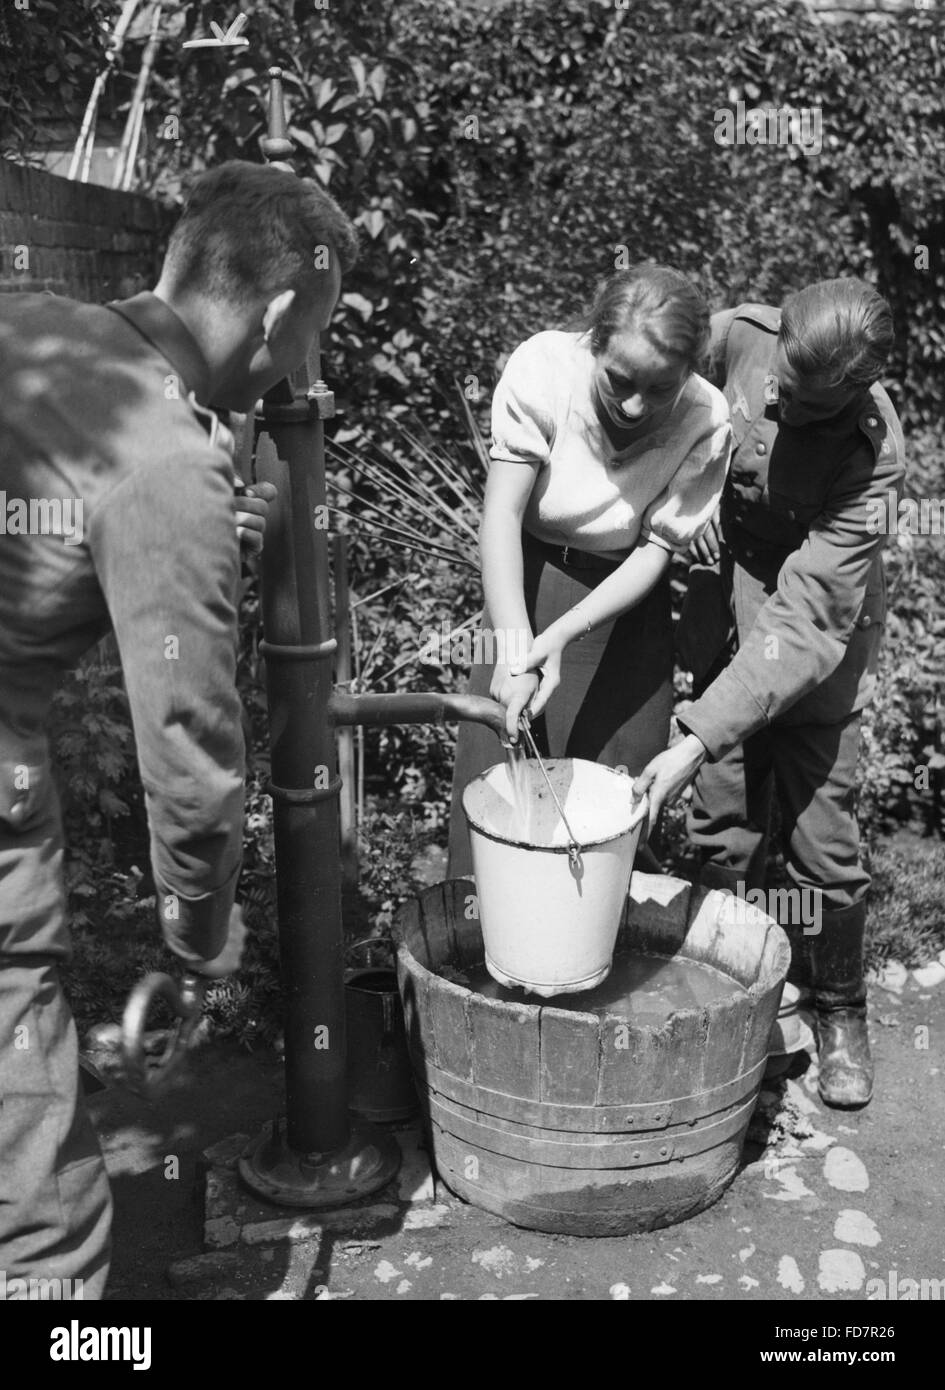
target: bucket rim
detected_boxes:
[462,759,648,851]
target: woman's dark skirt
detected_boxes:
[446,534,674,877]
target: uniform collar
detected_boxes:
[803,389,872,438]
[106,291,213,405]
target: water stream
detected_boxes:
[504,739,534,841]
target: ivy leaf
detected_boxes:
[349,56,367,95]
[289,125,319,154]
[367,64,386,102]
[314,77,336,108]
[360,208,385,239]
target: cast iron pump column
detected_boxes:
[239,69,505,1205]
[239,67,398,1201]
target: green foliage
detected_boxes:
[141,0,436,432]
[10,1,945,422]
[406,0,944,426]
[0,0,113,159]
[858,428,945,838]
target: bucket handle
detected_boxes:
[519,715,583,872]
[346,935,394,968]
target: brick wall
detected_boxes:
[0,159,170,303]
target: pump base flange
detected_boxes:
[238,1117,402,1209]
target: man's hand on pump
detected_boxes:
[235,480,278,556]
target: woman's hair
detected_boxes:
[578,263,711,371]
[162,160,359,304]
[779,278,894,389]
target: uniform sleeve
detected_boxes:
[706,309,738,390]
[489,337,556,469]
[640,413,732,553]
[90,441,245,966]
[680,424,906,761]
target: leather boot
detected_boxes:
[808,899,873,1108]
[779,919,813,993]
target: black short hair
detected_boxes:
[161,160,359,303]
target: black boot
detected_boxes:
[808,900,873,1109]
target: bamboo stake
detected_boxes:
[114,1,164,191]
[69,0,142,182]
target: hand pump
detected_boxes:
[238,66,506,1207]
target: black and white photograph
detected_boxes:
[0,0,943,1341]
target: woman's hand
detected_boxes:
[490,664,540,741]
[509,620,573,721]
[235,481,278,556]
[632,734,708,839]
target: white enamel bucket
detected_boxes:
[462,758,649,998]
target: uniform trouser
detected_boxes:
[0,776,112,1299]
[687,711,870,915]
[448,538,674,878]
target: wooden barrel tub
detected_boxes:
[394,874,790,1236]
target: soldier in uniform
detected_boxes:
[634,278,905,1110]
[0,161,357,1295]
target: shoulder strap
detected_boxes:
[707,308,738,387]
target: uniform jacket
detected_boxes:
[677,303,906,761]
[0,291,244,965]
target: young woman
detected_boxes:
[447,263,732,876]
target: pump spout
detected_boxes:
[330,690,507,739]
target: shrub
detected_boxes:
[0,0,113,161]
[858,428,945,838]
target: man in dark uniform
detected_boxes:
[634,278,905,1110]
[0,161,357,1295]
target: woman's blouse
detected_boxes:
[490,330,732,555]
